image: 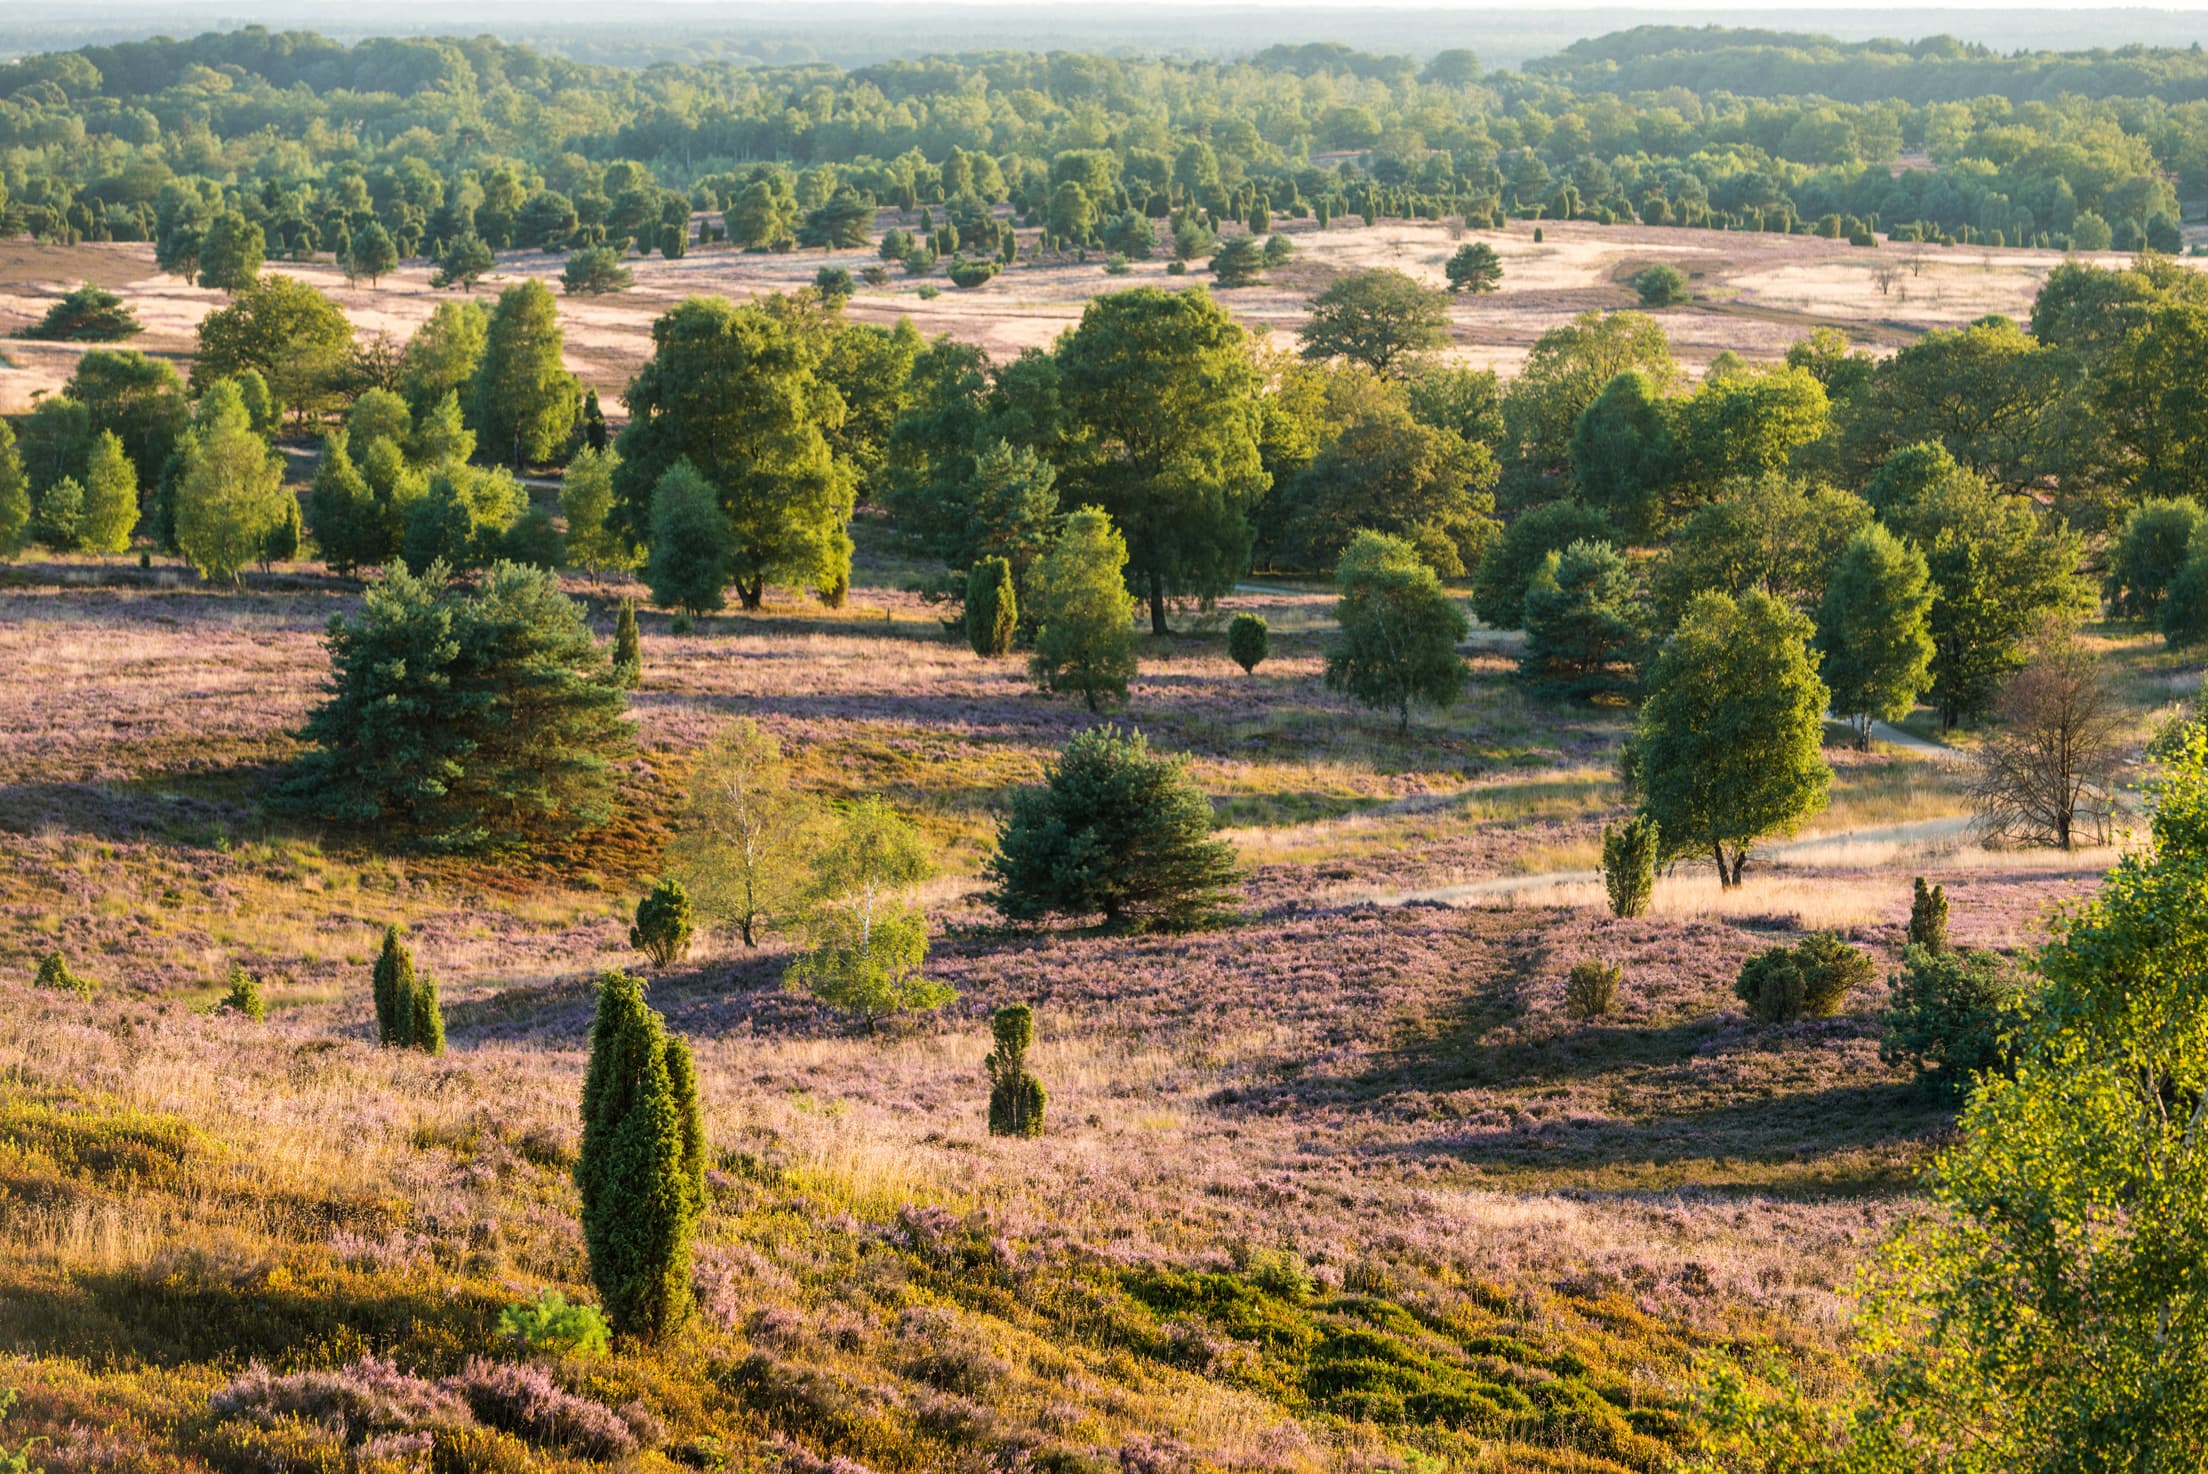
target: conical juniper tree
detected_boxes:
[985,1004,1046,1138]
[611,599,642,688]
[1908,876,1950,954]
[373,925,414,1046]
[577,971,706,1340]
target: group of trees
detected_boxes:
[4,24,2203,271]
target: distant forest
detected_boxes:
[2,22,2206,264]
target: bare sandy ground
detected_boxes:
[0,219,2168,415]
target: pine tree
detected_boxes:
[577,971,705,1340]
[1602,813,1659,918]
[965,556,1017,657]
[643,461,732,616]
[611,599,642,687]
[985,1003,1047,1138]
[220,963,267,1021]
[373,926,415,1046]
[34,951,94,1000]
[1909,877,1950,954]
[987,724,1244,933]
[1518,540,1638,698]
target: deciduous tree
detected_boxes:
[1817,523,1936,747]
[1325,529,1469,734]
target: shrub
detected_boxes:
[1734,947,1808,1024]
[374,925,412,1045]
[987,724,1244,933]
[611,599,641,688]
[1796,931,1875,1016]
[22,281,142,341]
[630,877,695,966]
[985,1003,1046,1138]
[1226,613,1268,673]
[1563,960,1621,1019]
[947,257,1000,288]
[812,266,854,300]
[1247,1249,1314,1301]
[577,971,706,1339]
[785,799,951,1025]
[965,556,1017,657]
[211,1355,472,1444]
[219,963,266,1021]
[1601,813,1658,919]
[561,246,633,296]
[447,1359,636,1458]
[499,1289,611,1358]
[1104,254,1132,276]
[1736,933,1872,1022]
[1908,877,1950,954]
[33,951,92,1000]
[916,284,942,300]
[1631,263,1690,307]
[1879,944,2025,1094]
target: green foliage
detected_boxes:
[1601,813,1659,919]
[1209,235,1267,287]
[218,963,267,1022]
[1564,960,1621,1020]
[1517,539,1640,698]
[610,599,642,688]
[401,300,489,419]
[193,275,353,425]
[614,295,855,608]
[1908,876,1950,954]
[1227,612,1269,673]
[1734,933,1871,1024]
[370,925,444,1054]
[947,257,1000,288]
[1053,287,1268,634]
[986,723,1243,933]
[1817,523,1935,746]
[561,246,633,296]
[0,422,25,557]
[34,951,92,1001]
[1632,590,1831,887]
[197,210,265,292]
[643,460,733,616]
[984,1003,1047,1138]
[401,463,528,573]
[2165,544,2208,648]
[630,877,695,967]
[1631,263,1690,307]
[498,1289,611,1359]
[1852,734,2208,1466]
[667,718,815,949]
[344,221,398,285]
[1299,268,1452,375]
[173,388,288,584]
[559,446,639,584]
[784,799,950,1024]
[1444,242,1502,294]
[1470,501,1615,629]
[286,561,634,851]
[1651,477,1873,628]
[1272,410,1499,578]
[813,266,855,300]
[1879,944,2024,1094]
[1569,369,1675,540]
[22,281,141,341]
[474,280,582,468]
[2107,496,2206,619]
[1028,506,1138,712]
[31,477,84,552]
[1502,310,1678,496]
[430,232,497,291]
[964,556,1017,657]
[577,970,705,1339]
[1325,530,1469,734]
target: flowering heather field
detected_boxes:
[0,555,2124,1472]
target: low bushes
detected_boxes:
[1564,961,1621,1020]
[1735,932,1874,1023]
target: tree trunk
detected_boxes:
[740,915,756,948]
[1084,683,1099,714]
[738,577,764,611]
[1148,571,1169,636]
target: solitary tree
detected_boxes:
[24,282,142,341]
[1908,876,1950,953]
[1818,524,1936,748]
[1631,263,1690,307]
[1631,589,1831,887]
[370,925,443,1054]
[1028,507,1139,712]
[577,971,705,1339]
[1445,243,1503,294]
[784,798,949,1027]
[474,280,582,468]
[345,222,399,286]
[986,723,1243,933]
[1325,530,1468,734]
[1970,621,2122,850]
[1602,813,1659,918]
[611,599,642,688]
[668,718,815,948]
[562,246,635,297]
[984,1004,1047,1138]
[1227,613,1268,673]
[1299,268,1452,375]
[197,211,265,293]
[431,232,497,292]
